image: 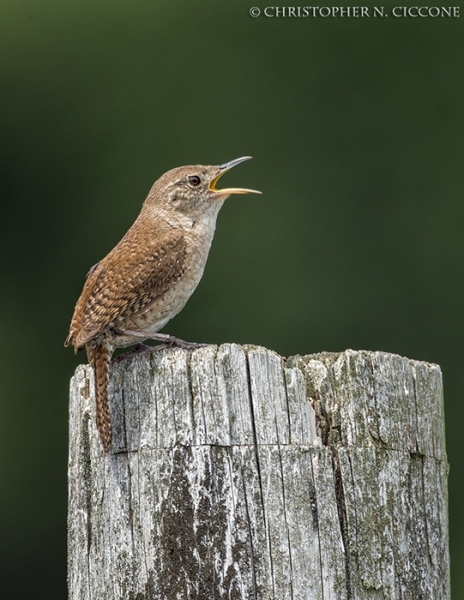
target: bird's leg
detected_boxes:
[116,329,209,350]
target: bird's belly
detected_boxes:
[113,253,208,348]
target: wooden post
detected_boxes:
[68,346,450,599]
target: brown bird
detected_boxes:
[65,157,261,451]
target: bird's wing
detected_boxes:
[66,228,187,348]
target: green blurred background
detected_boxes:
[1,0,463,596]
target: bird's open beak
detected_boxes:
[209,156,262,196]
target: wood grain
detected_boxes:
[68,346,449,599]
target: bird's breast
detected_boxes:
[112,225,215,347]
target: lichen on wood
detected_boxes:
[68,345,449,600]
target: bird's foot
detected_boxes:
[115,329,209,352]
[163,337,209,351]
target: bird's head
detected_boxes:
[144,157,261,223]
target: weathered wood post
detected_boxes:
[68,345,450,599]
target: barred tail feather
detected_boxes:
[86,340,113,452]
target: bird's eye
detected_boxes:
[188,175,201,187]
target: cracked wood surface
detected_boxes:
[68,345,449,600]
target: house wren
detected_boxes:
[65,157,261,451]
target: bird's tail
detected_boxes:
[86,340,113,452]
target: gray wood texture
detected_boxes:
[68,346,449,599]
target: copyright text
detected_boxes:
[248,6,461,17]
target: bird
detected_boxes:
[65,156,261,451]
